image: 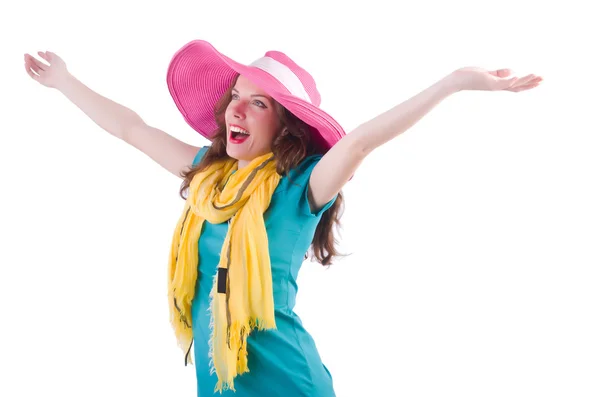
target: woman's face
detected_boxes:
[224,75,282,168]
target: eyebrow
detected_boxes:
[232,87,272,102]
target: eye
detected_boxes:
[231,93,239,100]
[253,100,267,108]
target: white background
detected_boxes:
[3,0,599,396]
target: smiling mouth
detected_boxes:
[229,125,250,143]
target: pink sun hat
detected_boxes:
[166,40,346,153]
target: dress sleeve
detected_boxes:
[288,154,338,218]
[192,146,210,167]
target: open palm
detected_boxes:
[452,67,543,92]
[24,51,70,89]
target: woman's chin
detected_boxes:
[226,145,251,162]
[226,146,273,168]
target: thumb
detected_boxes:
[492,69,518,85]
[494,68,515,78]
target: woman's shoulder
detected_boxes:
[275,153,336,218]
[284,153,323,187]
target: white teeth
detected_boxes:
[230,126,249,135]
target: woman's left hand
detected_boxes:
[449,67,543,92]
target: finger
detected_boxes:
[522,81,542,90]
[512,74,537,87]
[531,76,543,84]
[495,76,518,90]
[26,57,44,75]
[509,75,542,91]
[507,82,541,92]
[521,74,538,84]
[29,55,49,71]
[38,51,50,62]
[24,54,43,72]
[24,62,40,80]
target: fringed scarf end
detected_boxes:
[214,377,237,394]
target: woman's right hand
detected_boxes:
[24,51,70,89]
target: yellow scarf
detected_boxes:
[167,152,281,393]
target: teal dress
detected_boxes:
[189,146,337,396]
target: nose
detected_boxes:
[231,101,246,120]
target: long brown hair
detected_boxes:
[179,75,346,267]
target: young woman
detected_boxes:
[24,39,542,396]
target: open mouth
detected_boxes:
[230,125,250,142]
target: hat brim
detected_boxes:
[166,40,345,153]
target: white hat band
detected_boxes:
[249,57,312,104]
